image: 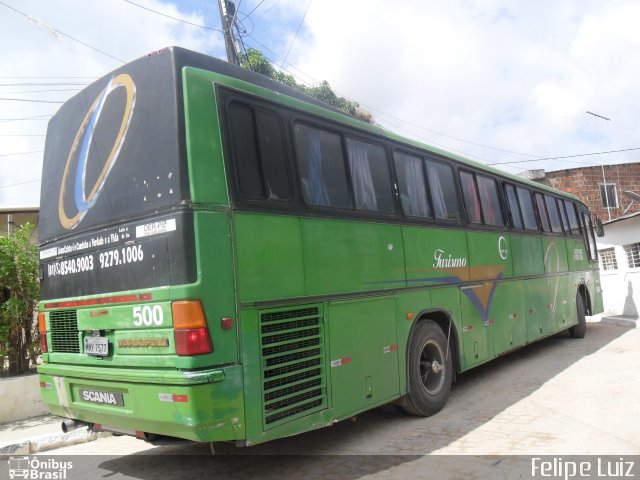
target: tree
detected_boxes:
[0,224,40,376]
[239,48,373,124]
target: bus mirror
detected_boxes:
[594,217,605,237]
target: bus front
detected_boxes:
[37,48,242,443]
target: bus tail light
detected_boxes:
[38,312,48,353]
[172,300,213,356]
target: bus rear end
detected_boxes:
[37,48,242,443]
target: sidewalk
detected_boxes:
[0,415,108,455]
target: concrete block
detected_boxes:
[0,374,47,424]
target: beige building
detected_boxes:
[0,206,39,242]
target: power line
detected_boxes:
[0,97,64,104]
[0,151,44,157]
[0,1,124,63]
[0,82,90,87]
[487,146,640,166]
[0,134,45,137]
[0,114,52,122]
[123,0,223,32]
[0,178,41,189]
[0,76,97,79]
[1,88,81,94]
[280,0,312,69]
[244,0,267,18]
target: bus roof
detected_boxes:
[161,47,583,205]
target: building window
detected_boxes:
[599,183,618,208]
[624,242,640,269]
[599,248,618,271]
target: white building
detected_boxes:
[596,212,640,318]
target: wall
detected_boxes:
[544,163,640,221]
[596,214,640,317]
[0,374,47,423]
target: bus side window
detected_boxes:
[460,171,482,224]
[558,198,571,235]
[476,174,505,226]
[544,194,563,233]
[229,103,264,200]
[504,183,524,229]
[293,124,351,209]
[425,159,460,220]
[255,110,291,200]
[228,103,291,201]
[516,186,538,230]
[534,192,552,232]
[564,200,580,234]
[581,212,598,260]
[345,137,394,213]
[394,152,432,217]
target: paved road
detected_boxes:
[28,320,640,479]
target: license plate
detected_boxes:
[84,336,109,356]
[78,388,124,406]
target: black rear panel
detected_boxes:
[39,49,195,299]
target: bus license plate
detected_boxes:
[84,336,109,356]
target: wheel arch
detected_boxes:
[577,283,592,315]
[408,308,461,380]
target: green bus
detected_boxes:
[37,47,604,447]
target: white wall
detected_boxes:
[0,374,47,423]
[597,214,640,317]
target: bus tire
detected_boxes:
[569,292,587,338]
[402,319,453,417]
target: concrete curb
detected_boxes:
[0,427,111,455]
[600,315,639,328]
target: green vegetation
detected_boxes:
[239,47,373,123]
[0,224,40,376]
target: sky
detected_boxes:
[1,0,639,207]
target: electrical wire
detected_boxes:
[122,0,223,32]
[244,0,267,19]
[0,1,124,63]
[0,151,44,157]
[487,147,640,166]
[0,115,51,123]
[0,89,81,94]
[0,97,64,104]
[280,0,312,69]
[0,178,41,189]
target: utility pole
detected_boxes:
[586,111,612,221]
[218,0,240,65]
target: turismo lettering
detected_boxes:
[433,249,467,269]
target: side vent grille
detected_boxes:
[49,310,80,353]
[260,306,326,427]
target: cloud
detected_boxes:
[2,0,639,209]
[281,0,640,173]
[0,0,223,206]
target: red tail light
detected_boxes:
[174,328,212,355]
[172,301,213,356]
[38,312,48,353]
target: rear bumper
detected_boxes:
[37,364,245,443]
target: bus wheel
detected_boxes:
[402,320,453,416]
[569,292,587,338]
